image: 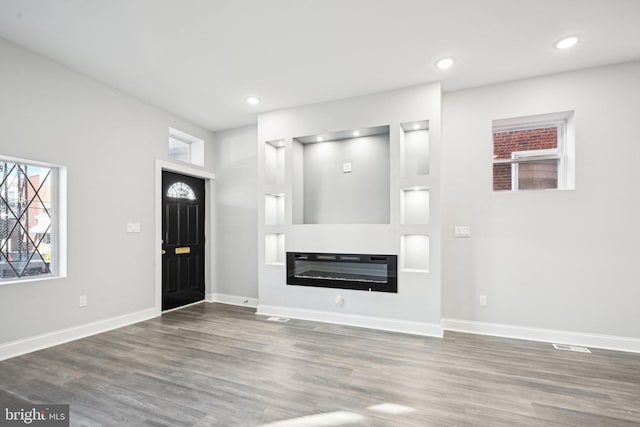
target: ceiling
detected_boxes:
[1,1,639,131]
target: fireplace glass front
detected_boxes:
[286,252,397,293]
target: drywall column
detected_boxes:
[257,83,442,336]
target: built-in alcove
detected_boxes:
[401,234,429,272]
[292,126,390,224]
[257,82,442,333]
[265,233,285,265]
[401,187,430,225]
[264,193,285,225]
[265,139,285,186]
[400,120,429,176]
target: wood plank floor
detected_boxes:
[1,303,639,426]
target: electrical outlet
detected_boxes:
[79,295,87,307]
[335,295,344,306]
[479,295,487,306]
[454,226,471,237]
[126,222,141,233]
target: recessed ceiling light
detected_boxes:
[317,136,323,142]
[246,96,261,105]
[277,141,284,147]
[353,131,360,137]
[413,123,420,130]
[435,57,455,70]
[555,36,580,50]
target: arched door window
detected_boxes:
[167,182,196,200]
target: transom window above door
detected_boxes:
[168,127,205,167]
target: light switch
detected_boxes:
[454,226,471,237]
[342,162,352,173]
[126,222,141,233]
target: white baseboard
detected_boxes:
[207,293,259,308]
[257,304,443,338]
[442,318,640,354]
[0,307,158,361]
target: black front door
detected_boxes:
[162,171,205,311]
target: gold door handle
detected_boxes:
[161,250,166,255]
[175,247,191,254]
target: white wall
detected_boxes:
[212,126,258,298]
[257,84,442,334]
[442,61,640,339]
[0,38,214,345]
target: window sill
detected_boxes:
[0,274,65,287]
[493,187,576,194]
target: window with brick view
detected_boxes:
[493,127,558,191]
[492,112,574,192]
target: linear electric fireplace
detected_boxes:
[287,252,397,293]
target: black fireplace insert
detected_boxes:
[286,252,397,293]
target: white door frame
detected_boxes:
[154,159,215,314]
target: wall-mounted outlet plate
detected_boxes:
[479,295,487,306]
[79,295,87,307]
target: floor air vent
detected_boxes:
[552,343,591,353]
[266,316,290,322]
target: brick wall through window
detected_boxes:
[493,127,558,191]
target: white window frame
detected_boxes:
[0,155,67,285]
[493,111,574,192]
[168,128,204,167]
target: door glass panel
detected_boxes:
[167,182,196,200]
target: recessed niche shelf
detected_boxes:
[292,125,390,224]
[265,139,285,186]
[401,234,429,272]
[265,193,285,225]
[401,187,429,225]
[265,233,285,265]
[401,120,429,176]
